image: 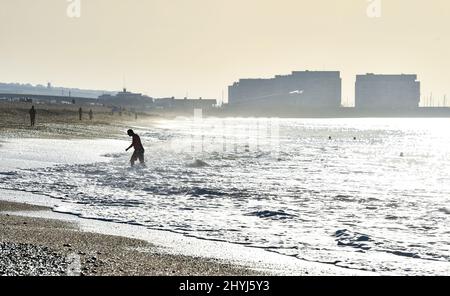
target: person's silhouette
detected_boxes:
[126,129,145,166]
[78,107,83,121]
[29,105,36,127]
[89,109,93,120]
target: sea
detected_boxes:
[1,117,450,275]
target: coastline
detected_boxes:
[0,199,255,276]
[0,189,376,276]
[2,105,246,276]
[0,106,377,276]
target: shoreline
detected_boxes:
[0,109,255,276]
[0,108,377,276]
[0,199,255,276]
[0,189,376,276]
[0,101,165,140]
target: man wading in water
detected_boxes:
[126,129,145,166]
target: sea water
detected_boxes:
[1,118,450,275]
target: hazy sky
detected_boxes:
[0,0,449,105]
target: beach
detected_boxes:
[0,103,381,276]
[0,101,155,139]
[8,103,450,276]
[3,103,450,276]
[0,200,256,276]
[2,0,450,281]
[0,189,375,276]
[0,103,257,276]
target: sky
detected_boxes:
[0,0,449,105]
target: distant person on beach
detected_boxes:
[126,129,145,167]
[29,106,36,127]
[89,109,93,120]
[79,107,83,121]
[135,112,138,120]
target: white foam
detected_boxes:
[0,136,375,275]
[0,138,128,170]
[0,189,376,276]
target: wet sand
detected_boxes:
[0,105,258,276]
[0,103,377,276]
[0,200,258,276]
[0,101,160,139]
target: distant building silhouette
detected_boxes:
[99,88,216,111]
[355,74,420,110]
[153,97,216,110]
[98,88,154,108]
[228,71,342,109]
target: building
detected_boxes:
[98,88,154,108]
[355,74,420,110]
[228,71,342,109]
[154,97,216,110]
